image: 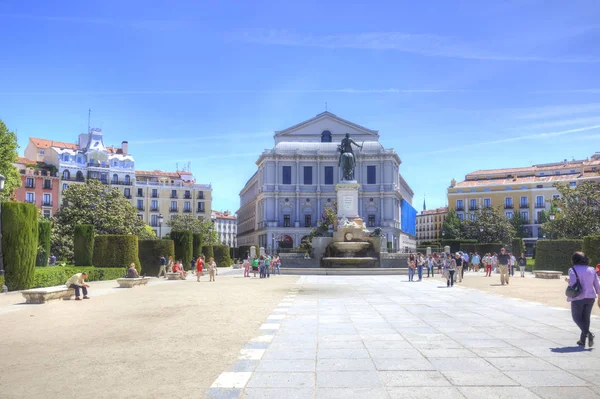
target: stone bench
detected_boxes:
[534,270,563,279]
[117,278,149,288]
[22,286,75,304]
[166,272,184,280]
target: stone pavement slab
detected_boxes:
[208,275,600,398]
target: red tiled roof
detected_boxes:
[16,156,38,165]
[30,137,78,150]
[454,172,599,187]
[135,170,180,178]
[106,146,124,154]
[421,207,448,215]
[213,211,236,220]
[467,158,600,177]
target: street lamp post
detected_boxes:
[158,213,164,238]
[0,174,7,292]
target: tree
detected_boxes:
[461,207,515,244]
[51,179,146,260]
[440,209,461,239]
[543,181,600,239]
[510,211,527,238]
[167,214,218,244]
[0,120,21,200]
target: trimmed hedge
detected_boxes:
[2,202,38,290]
[535,239,583,274]
[201,244,214,261]
[33,266,126,288]
[193,233,203,258]
[213,244,232,267]
[36,220,52,266]
[92,235,141,272]
[460,243,477,254]
[139,239,175,276]
[476,243,505,256]
[441,239,476,253]
[74,224,95,266]
[582,235,600,268]
[171,231,193,270]
[511,238,525,257]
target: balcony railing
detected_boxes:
[62,177,86,182]
[469,206,478,211]
[137,194,144,198]
[43,184,52,190]
[88,178,108,185]
[504,204,514,209]
[520,203,529,209]
[25,183,35,188]
[184,194,191,199]
[535,203,545,209]
[197,208,205,213]
[124,194,132,199]
[87,162,110,168]
[170,207,178,212]
[456,206,464,211]
[151,194,158,198]
[111,181,133,186]
[137,206,145,211]
[150,222,158,227]
[42,201,53,207]
[25,199,35,204]
[170,194,178,199]
[183,208,192,213]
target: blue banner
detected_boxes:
[401,199,417,236]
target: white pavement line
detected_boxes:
[210,372,252,388]
[278,303,292,307]
[251,335,274,343]
[267,314,286,320]
[259,323,280,330]
[239,349,265,360]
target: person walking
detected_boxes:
[196,256,204,282]
[426,255,435,278]
[157,255,167,278]
[472,252,481,273]
[446,254,456,287]
[407,254,416,282]
[167,255,174,273]
[264,254,271,279]
[455,253,463,283]
[190,257,196,275]
[273,254,281,275]
[251,256,259,277]
[509,252,516,277]
[491,252,498,274]
[462,252,470,275]
[484,253,493,277]
[259,255,266,278]
[208,257,217,282]
[243,257,250,277]
[518,253,527,278]
[416,253,425,281]
[565,252,600,347]
[497,248,510,285]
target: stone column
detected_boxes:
[444,246,450,255]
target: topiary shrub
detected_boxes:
[74,224,95,266]
[213,244,232,267]
[193,233,203,258]
[441,239,476,253]
[535,239,583,274]
[33,266,126,288]
[36,220,52,266]
[582,235,600,269]
[2,202,38,290]
[459,243,477,254]
[171,231,193,270]
[92,235,140,272]
[511,238,524,257]
[139,239,175,276]
[476,243,505,256]
[201,244,214,261]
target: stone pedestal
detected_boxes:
[250,246,256,259]
[335,181,360,219]
[260,247,266,257]
[444,246,450,254]
[426,247,432,256]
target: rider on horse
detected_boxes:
[338,133,363,180]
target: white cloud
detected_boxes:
[514,116,600,130]
[516,103,600,120]
[237,30,600,63]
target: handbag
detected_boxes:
[565,267,583,298]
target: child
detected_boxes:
[208,257,217,282]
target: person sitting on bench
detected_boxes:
[65,272,90,300]
[126,263,140,278]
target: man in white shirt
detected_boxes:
[65,272,90,300]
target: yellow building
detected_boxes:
[448,153,600,250]
[134,170,212,237]
[416,206,448,245]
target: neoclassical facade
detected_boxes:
[237,112,416,253]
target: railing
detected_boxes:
[456,206,464,211]
[88,178,108,184]
[169,207,178,212]
[137,194,144,198]
[197,208,205,213]
[198,193,204,199]
[150,207,159,212]
[151,194,158,198]
[61,177,86,182]
[520,203,529,209]
[124,195,132,199]
[170,194,178,199]
[504,204,514,209]
[87,162,109,168]
[42,201,53,207]
[183,209,192,213]
[184,194,191,199]
[535,203,545,209]
[469,206,478,211]
[25,199,35,204]
[43,184,52,190]
[25,183,35,188]
[150,222,158,227]
[111,181,133,186]
[137,206,145,211]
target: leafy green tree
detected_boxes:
[543,181,600,239]
[0,120,21,200]
[167,214,218,244]
[461,207,515,244]
[440,209,461,239]
[51,179,146,260]
[510,211,527,238]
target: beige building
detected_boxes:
[448,152,600,251]
[211,210,237,247]
[134,170,212,238]
[416,206,448,245]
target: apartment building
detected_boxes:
[13,157,60,217]
[416,206,448,245]
[211,210,237,247]
[135,170,212,237]
[448,153,600,250]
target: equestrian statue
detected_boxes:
[338,133,363,181]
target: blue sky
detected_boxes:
[1,0,599,213]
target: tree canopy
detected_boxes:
[543,181,600,239]
[440,209,461,239]
[440,207,514,244]
[167,214,218,244]
[0,120,21,200]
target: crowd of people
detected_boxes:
[407,249,529,287]
[243,253,281,278]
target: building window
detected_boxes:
[26,192,35,203]
[43,193,51,206]
[198,191,204,199]
[184,201,191,212]
[43,209,51,218]
[324,166,334,185]
[506,212,513,219]
[570,182,576,187]
[43,179,52,189]
[469,199,477,210]
[151,200,158,211]
[63,183,69,192]
[321,130,332,142]
[137,188,143,197]
[304,166,312,185]
[520,211,529,223]
[520,196,528,208]
[367,166,376,184]
[505,197,513,209]
[124,188,131,198]
[552,194,560,200]
[150,215,158,227]
[152,189,158,198]
[124,175,130,185]
[483,198,491,208]
[535,195,544,208]
[39,150,45,155]
[184,190,191,199]
[282,166,292,185]
[304,215,311,227]
[25,177,34,188]
[170,201,177,211]
[112,174,118,184]
[536,210,543,224]
[283,215,291,227]
[457,213,464,221]
[456,200,464,211]
[171,190,177,198]
[368,215,376,227]
[137,199,144,210]
[198,202,205,212]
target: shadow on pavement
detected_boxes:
[551,346,593,353]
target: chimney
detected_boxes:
[564,159,567,167]
[121,141,128,155]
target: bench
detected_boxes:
[117,278,149,288]
[534,270,563,279]
[22,286,75,304]
[166,272,184,280]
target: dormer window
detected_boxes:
[321,130,332,143]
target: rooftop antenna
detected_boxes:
[325,102,328,112]
[87,109,91,134]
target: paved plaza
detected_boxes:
[208,275,600,399]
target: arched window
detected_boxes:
[112,174,119,184]
[62,170,70,179]
[321,130,332,143]
[76,171,84,182]
[125,175,131,185]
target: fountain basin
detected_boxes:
[332,241,370,256]
[322,257,378,268]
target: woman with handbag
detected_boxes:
[407,254,416,282]
[565,251,600,347]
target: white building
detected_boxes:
[211,210,237,247]
[237,112,417,253]
[416,206,448,245]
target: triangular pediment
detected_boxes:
[274,112,379,141]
